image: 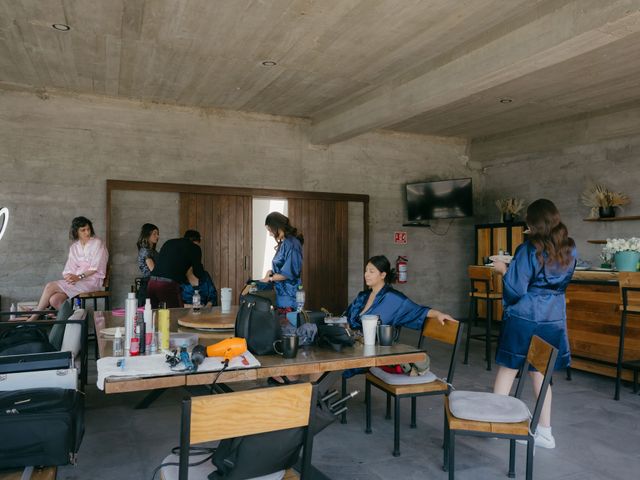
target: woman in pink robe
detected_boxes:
[30,217,108,320]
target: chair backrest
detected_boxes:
[619,272,640,310]
[103,264,111,290]
[179,383,314,479]
[419,317,463,385]
[514,335,558,433]
[467,265,499,296]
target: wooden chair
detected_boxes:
[364,318,463,456]
[464,265,502,370]
[75,264,111,311]
[614,272,640,400]
[0,466,57,480]
[444,335,558,480]
[159,383,316,480]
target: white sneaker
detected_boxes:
[516,430,556,449]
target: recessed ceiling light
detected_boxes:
[52,23,71,31]
[261,61,277,67]
[499,97,513,104]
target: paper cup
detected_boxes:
[361,314,379,346]
[221,287,232,313]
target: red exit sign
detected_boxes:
[394,231,407,244]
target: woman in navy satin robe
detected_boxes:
[261,212,303,313]
[492,199,576,449]
[346,255,454,330]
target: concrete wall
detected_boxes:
[471,104,640,266]
[0,89,472,316]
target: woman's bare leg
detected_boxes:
[29,282,66,321]
[529,370,552,427]
[50,292,69,310]
[493,366,519,395]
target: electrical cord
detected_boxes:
[429,218,455,236]
[209,360,229,391]
[150,445,216,479]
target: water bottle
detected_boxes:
[73,298,81,311]
[295,285,305,312]
[192,289,201,314]
[9,303,16,320]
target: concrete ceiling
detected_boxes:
[2,0,640,144]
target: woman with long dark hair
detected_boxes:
[346,255,453,329]
[136,223,159,306]
[30,216,108,320]
[261,212,304,313]
[492,199,576,449]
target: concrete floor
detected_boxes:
[57,333,640,480]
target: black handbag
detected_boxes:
[0,388,84,468]
[235,294,281,355]
[317,323,355,352]
[0,324,57,356]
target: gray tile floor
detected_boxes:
[57,333,640,479]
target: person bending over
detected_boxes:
[146,230,205,308]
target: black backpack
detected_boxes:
[234,294,281,355]
[0,324,56,356]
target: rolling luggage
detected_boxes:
[0,388,84,468]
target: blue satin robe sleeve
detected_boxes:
[502,243,538,306]
[272,236,303,309]
[346,285,430,330]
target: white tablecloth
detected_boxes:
[96,351,260,390]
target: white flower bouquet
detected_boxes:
[603,238,640,256]
[603,237,640,271]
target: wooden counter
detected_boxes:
[566,270,640,380]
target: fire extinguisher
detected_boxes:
[396,256,408,284]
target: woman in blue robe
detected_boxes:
[492,199,576,450]
[342,255,454,378]
[261,212,303,312]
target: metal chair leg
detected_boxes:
[508,439,516,478]
[392,396,401,456]
[464,297,475,364]
[365,379,372,434]
[448,430,455,480]
[410,396,417,428]
[526,437,535,480]
[341,376,348,423]
[615,311,627,401]
[443,416,449,470]
[485,299,492,371]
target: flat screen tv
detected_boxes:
[405,178,473,221]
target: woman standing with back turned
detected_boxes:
[261,212,303,314]
[492,199,576,449]
[136,223,159,306]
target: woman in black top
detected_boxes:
[136,223,159,306]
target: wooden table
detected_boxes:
[94,308,427,395]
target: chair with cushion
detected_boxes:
[75,263,111,311]
[614,272,640,400]
[444,335,558,480]
[159,383,316,480]
[464,265,502,370]
[364,318,463,456]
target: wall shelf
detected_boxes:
[583,215,640,222]
[587,240,607,244]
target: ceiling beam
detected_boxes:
[309,0,640,145]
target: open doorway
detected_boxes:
[252,198,287,280]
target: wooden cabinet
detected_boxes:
[475,222,527,265]
[473,222,526,321]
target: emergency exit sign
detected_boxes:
[394,231,407,244]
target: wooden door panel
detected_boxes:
[180,193,251,302]
[288,199,348,314]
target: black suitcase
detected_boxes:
[0,388,84,468]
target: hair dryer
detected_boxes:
[205,337,248,364]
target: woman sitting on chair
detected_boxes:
[346,255,453,330]
[29,216,108,321]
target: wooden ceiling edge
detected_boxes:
[106,179,369,203]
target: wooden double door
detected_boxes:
[180,194,348,313]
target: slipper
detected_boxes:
[267,376,290,386]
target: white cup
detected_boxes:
[220,287,232,313]
[361,314,379,346]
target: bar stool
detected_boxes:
[614,272,640,401]
[464,265,502,370]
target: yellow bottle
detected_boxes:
[158,307,170,350]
